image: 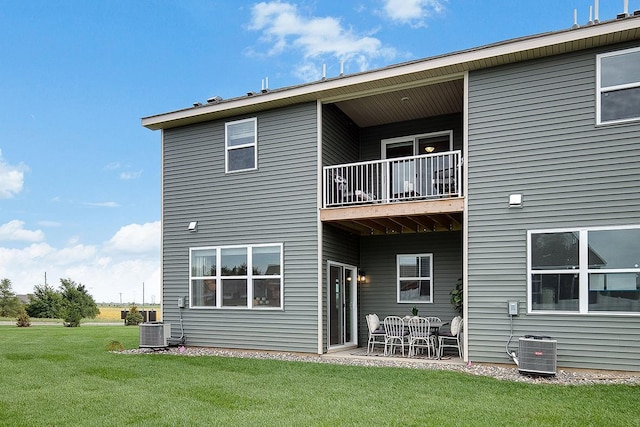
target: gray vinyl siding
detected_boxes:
[322,104,359,165]
[162,102,319,353]
[358,232,463,346]
[467,42,640,371]
[321,104,361,351]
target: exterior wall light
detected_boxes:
[358,270,366,283]
[188,221,198,232]
[508,194,523,208]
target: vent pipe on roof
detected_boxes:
[260,77,270,94]
[339,60,344,77]
[594,0,600,23]
[618,0,629,18]
[322,64,326,80]
[572,9,579,28]
[587,6,593,25]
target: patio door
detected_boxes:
[328,262,357,349]
[384,141,414,197]
[382,131,453,197]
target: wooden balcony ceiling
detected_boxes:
[334,79,463,127]
[321,197,464,235]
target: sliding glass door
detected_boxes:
[328,262,357,348]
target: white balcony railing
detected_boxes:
[323,151,462,208]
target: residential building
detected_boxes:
[143,15,640,371]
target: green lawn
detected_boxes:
[1,325,639,426]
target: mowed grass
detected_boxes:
[1,326,639,427]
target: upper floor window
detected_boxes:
[190,243,283,309]
[597,47,640,125]
[225,118,257,172]
[528,226,640,314]
[397,254,433,303]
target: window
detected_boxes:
[528,226,640,314]
[597,47,640,124]
[225,118,257,172]
[189,244,282,309]
[397,254,433,303]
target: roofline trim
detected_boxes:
[142,17,640,130]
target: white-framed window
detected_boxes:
[528,226,640,314]
[189,243,283,309]
[397,253,433,303]
[596,46,640,125]
[225,117,257,172]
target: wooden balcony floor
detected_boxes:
[320,197,464,235]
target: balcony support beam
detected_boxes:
[320,197,464,235]
[320,197,463,222]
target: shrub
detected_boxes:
[125,305,144,326]
[450,277,463,314]
[15,308,31,327]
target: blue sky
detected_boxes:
[1,0,637,303]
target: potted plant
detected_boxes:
[449,277,463,314]
[411,306,419,316]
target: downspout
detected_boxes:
[160,129,165,325]
[462,71,469,363]
[316,100,324,355]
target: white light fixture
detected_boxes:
[188,221,198,232]
[424,146,435,153]
[508,194,523,208]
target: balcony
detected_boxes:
[321,151,464,235]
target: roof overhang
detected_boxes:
[142,16,640,131]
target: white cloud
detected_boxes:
[380,0,446,28]
[119,170,143,180]
[0,149,28,199]
[83,201,120,208]
[55,244,97,265]
[0,221,161,303]
[248,1,397,78]
[0,220,45,242]
[104,162,122,170]
[106,221,160,254]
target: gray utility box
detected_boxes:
[518,335,557,376]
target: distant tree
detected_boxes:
[26,284,62,318]
[0,278,23,317]
[58,278,99,327]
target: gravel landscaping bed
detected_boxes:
[120,346,640,386]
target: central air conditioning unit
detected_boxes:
[518,335,557,376]
[139,322,172,348]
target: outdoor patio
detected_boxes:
[324,346,465,366]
